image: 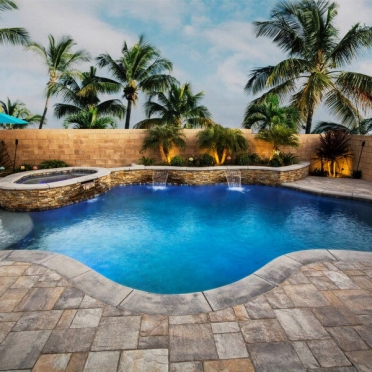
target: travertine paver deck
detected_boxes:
[1,252,372,371]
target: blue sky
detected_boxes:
[1,0,372,129]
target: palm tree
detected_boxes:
[63,107,117,129]
[54,66,125,121]
[197,124,248,165]
[312,118,372,134]
[134,81,213,129]
[245,0,372,134]
[141,125,186,164]
[0,97,41,129]
[27,34,90,129]
[243,94,300,132]
[255,124,300,153]
[0,0,29,45]
[97,34,174,129]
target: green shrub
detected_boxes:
[311,168,328,177]
[170,155,185,166]
[14,163,33,173]
[197,153,214,167]
[235,152,262,165]
[278,152,300,166]
[38,159,69,169]
[139,156,155,166]
[269,156,283,167]
[352,170,362,179]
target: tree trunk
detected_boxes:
[305,103,314,134]
[125,100,132,129]
[39,97,49,129]
[213,151,220,165]
[220,149,227,165]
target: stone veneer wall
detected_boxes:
[0,165,309,211]
[111,165,310,186]
[0,129,370,180]
[0,175,111,212]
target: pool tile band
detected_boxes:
[2,249,372,315]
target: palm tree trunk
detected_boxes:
[305,103,314,134]
[212,151,220,166]
[220,149,227,165]
[125,100,132,129]
[39,97,50,129]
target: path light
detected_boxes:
[353,140,366,179]
[13,139,18,172]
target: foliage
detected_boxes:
[0,0,29,45]
[38,159,69,169]
[54,66,125,123]
[63,107,117,129]
[141,125,186,164]
[310,168,329,177]
[193,153,214,167]
[255,124,299,151]
[243,94,300,131]
[0,140,12,170]
[235,152,262,165]
[139,156,154,166]
[278,152,300,166]
[268,152,299,167]
[13,163,33,173]
[315,130,352,177]
[27,34,90,129]
[97,34,174,129]
[134,81,213,129]
[197,124,248,165]
[352,170,362,179]
[312,119,372,135]
[245,0,372,133]
[0,97,41,129]
[170,155,185,166]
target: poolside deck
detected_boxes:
[1,177,372,371]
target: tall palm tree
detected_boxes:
[243,94,300,132]
[245,0,372,134]
[312,118,372,134]
[197,124,248,165]
[141,125,186,164]
[63,107,117,129]
[97,34,174,129]
[54,66,125,121]
[134,81,213,129]
[0,0,29,45]
[0,97,41,129]
[27,34,90,129]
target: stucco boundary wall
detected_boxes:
[0,129,371,180]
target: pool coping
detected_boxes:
[1,249,372,315]
[281,180,372,202]
[0,167,110,190]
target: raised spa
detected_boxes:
[15,169,97,184]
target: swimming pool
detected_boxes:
[15,169,97,184]
[2,184,372,294]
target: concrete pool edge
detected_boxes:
[1,249,372,315]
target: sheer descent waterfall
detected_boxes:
[225,169,241,188]
[153,170,169,188]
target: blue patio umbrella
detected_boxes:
[0,112,28,124]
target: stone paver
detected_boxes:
[1,252,372,371]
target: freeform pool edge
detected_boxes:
[1,249,372,315]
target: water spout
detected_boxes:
[152,170,169,190]
[225,170,242,190]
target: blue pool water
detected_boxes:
[4,185,372,294]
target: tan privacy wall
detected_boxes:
[0,129,371,180]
